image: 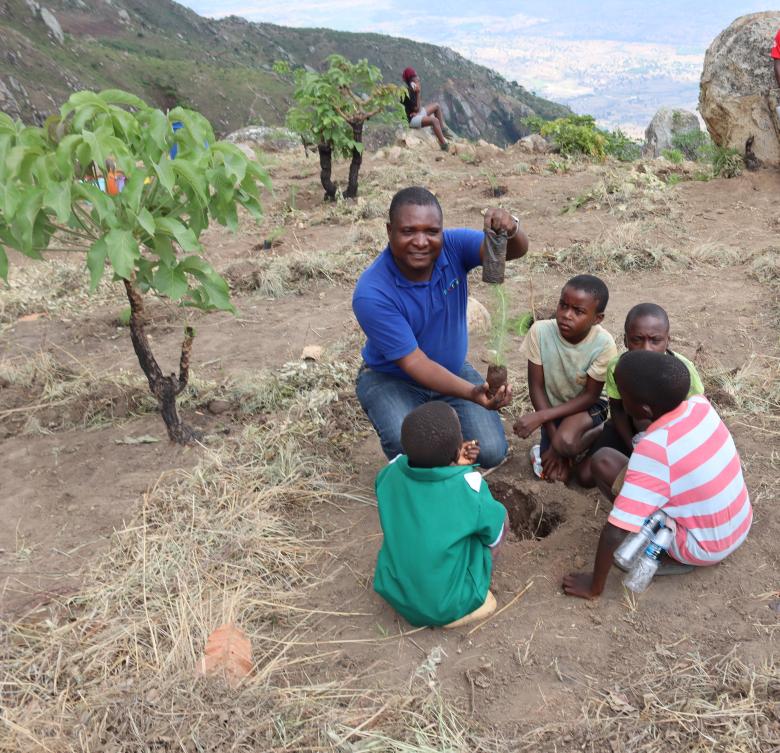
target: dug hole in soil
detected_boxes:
[490,479,564,539]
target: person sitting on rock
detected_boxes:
[373,401,508,627]
[401,67,452,151]
[772,27,780,88]
[353,186,528,469]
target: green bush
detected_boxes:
[662,148,685,164]
[671,130,711,161]
[523,115,640,162]
[604,129,642,162]
[540,115,606,159]
[711,146,744,178]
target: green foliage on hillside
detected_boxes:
[523,115,642,161]
[0,0,570,145]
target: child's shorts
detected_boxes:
[540,399,608,454]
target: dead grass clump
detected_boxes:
[520,649,779,752]
[534,223,686,273]
[531,223,745,275]
[697,353,780,419]
[0,259,122,324]
[225,245,373,298]
[0,351,154,433]
[565,169,669,217]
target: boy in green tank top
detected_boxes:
[577,302,705,487]
[373,401,508,627]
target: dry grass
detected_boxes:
[530,222,742,275]
[0,360,488,753]
[224,228,380,299]
[0,259,123,326]
[518,649,780,752]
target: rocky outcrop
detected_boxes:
[642,108,700,157]
[40,8,64,44]
[225,126,300,151]
[699,11,780,167]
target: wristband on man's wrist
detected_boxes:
[506,214,520,240]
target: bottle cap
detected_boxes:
[652,526,673,550]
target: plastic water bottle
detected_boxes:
[613,510,667,571]
[623,526,674,593]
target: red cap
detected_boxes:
[402,67,417,82]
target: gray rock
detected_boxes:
[700,11,780,166]
[516,133,549,153]
[40,7,64,44]
[642,108,700,158]
[225,125,300,151]
[0,79,22,119]
[467,297,491,334]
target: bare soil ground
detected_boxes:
[1,140,778,750]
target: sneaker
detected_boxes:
[439,141,449,152]
[529,444,544,479]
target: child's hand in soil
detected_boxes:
[541,446,570,483]
[457,439,480,465]
[562,572,600,600]
[513,412,542,438]
[471,382,512,410]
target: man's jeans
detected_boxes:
[356,362,508,468]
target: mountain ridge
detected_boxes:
[0,0,571,145]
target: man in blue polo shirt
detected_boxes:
[353,186,529,468]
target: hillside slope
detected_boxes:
[0,0,570,144]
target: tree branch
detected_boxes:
[176,326,195,396]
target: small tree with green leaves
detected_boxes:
[0,89,270,443]
[283,55,403,200]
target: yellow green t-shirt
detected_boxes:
[520,319,617,406]
[605,349,705,400]
[373,456,506,627]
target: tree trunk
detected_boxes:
[317,142,338,201]
[344,121,364,199]
[123,280,199,444]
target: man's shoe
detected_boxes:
[440,141,450,152]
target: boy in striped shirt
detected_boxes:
[563,350,752,600]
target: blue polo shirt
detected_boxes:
[352,228,482,380]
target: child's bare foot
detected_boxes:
[562,572,600,599]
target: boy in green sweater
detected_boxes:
[373,401,508,627]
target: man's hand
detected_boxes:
[470,382,512,410]
[457,439,480,465]
[513,412,543,438]
[483,207,517,235]
[562,572,601,600]
[541,446,570,483]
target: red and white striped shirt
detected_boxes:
[609,396,752,566]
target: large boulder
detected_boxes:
[642,108,700,157]
[699,11,780,167]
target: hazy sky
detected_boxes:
[179,1,778,50]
